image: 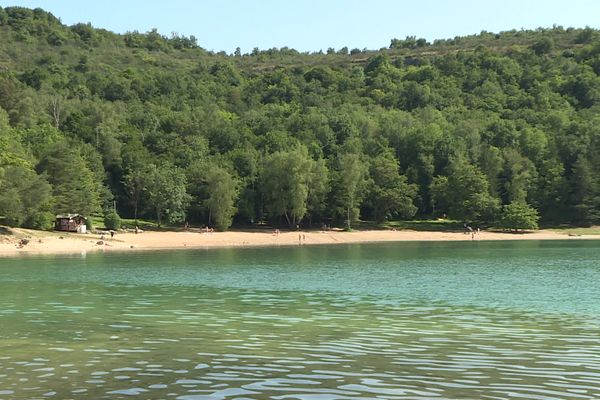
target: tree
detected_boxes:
[39,143,102,217]
[204,166,239,231]
[500,148,537,204]
[229,146,259,223]
[143,163,190,227]
[332,153,368,229]
[530,37,554,55]
[499,202,539,231]
[533,157,568,222]
[123,167,145,224]
[47,95,64,130]
[306,158,330,223]
[0,109,30,168]
[570,156,600,225]
[367,153,417,222]
[104,210,121,230]
[0,165,54,229]
[260,146,313,227]
[121,138,152,223]
[443,160,499,223]
[430,175,449,216]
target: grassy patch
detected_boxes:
[354,219,465,232]
[549,226,600,235]
[89,216,165,231]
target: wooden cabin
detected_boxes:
[55,214,87,233]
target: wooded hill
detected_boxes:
[1,6,599,230]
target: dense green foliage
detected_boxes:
[1,7,600,230]
[103,210,121,230]
[499,201,540,231]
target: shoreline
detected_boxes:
[0,227,595,257]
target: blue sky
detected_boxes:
[1,0,599,53]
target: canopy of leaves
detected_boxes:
[0,7,599,230]
[499,202,540,231]
[203,166,239,231]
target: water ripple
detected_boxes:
[2,243,600,399]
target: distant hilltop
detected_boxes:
[0,6,597,63]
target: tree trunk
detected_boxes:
[50,96,61,130]
[284,212,291,227]
[347,206,351,230]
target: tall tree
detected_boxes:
[39,143,102,217]
[260,146,313,226]
[143,163,190,227]
[570,156,600,225]
[203,166,239,231]
[306,157,330,223]
[123,168,145,224]
[332,153,368,228]
[436,160,500,223]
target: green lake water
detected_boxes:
[0,240,599,399]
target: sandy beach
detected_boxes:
[0,226,594,256]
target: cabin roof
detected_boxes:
[55,213,86,220]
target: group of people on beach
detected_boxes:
[464,224,481,240]
[271,227,306,244]
[183,222,214,233]
[100,231,115,240]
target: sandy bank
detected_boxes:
[0,227,593,256]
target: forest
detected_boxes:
[1,6,600,231]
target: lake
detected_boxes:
[1,240,599,399]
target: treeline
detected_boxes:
[1,6,600,230]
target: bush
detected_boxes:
[104,211,121,230]
[530,37,554,55]
[499,202,539,231]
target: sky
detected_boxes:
[1,0,599,53]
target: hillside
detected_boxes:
[1,6,600,230]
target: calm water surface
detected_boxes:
[0,240,599,399]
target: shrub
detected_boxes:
[104,211,121,230]
[499,202,539,231]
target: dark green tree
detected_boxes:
[442,160,500,223]
[39,143,102,217]
[0,165,54,229]
[367,153,417,222]
[306,157,330,223]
